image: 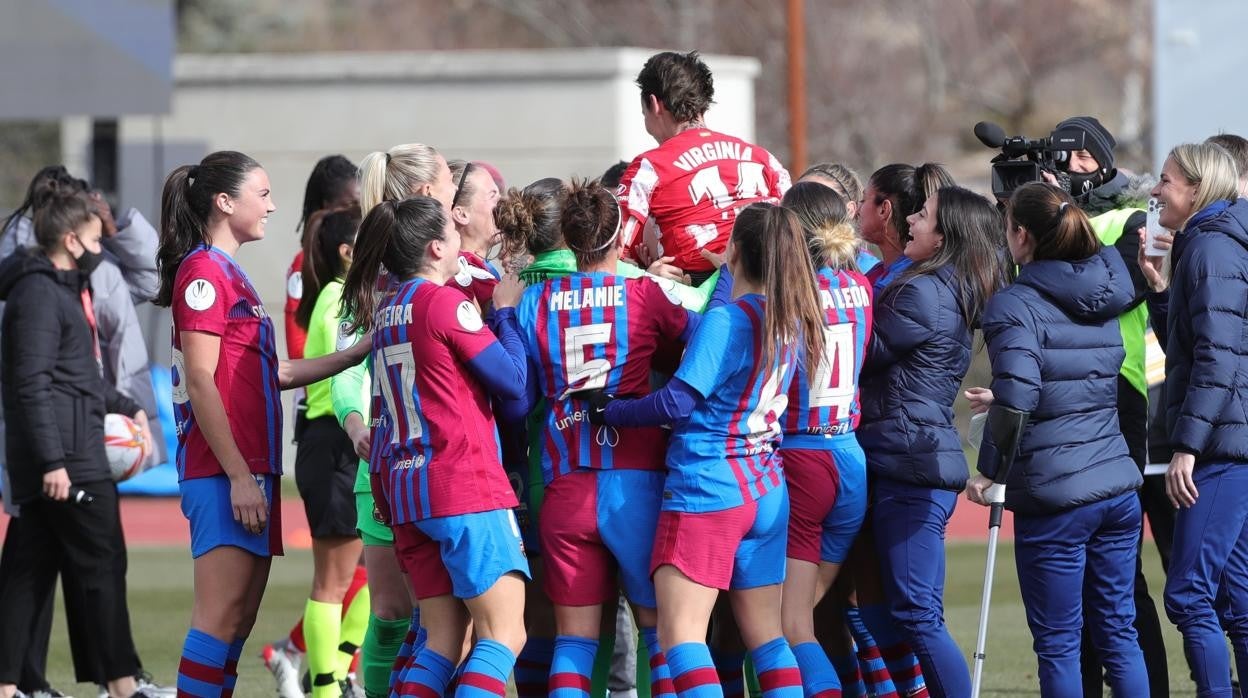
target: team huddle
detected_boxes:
[147,51,1248,698]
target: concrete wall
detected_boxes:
[64,47,761,364]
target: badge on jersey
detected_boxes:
[456,300,484,331]
[185,278,216,311]
[336,320,356,352]
[287,270,303,300]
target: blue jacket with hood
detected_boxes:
[1154,198,1248,464]
[977,246,1143,515]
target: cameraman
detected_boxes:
[1044,116,1171,698]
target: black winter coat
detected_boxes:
[977,246,1143,515]
[0,249,140,504]
[859,265,972,491]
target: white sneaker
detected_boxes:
[261,638,306,698]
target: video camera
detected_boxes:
[974,121,1086,199]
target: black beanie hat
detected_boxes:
[1057,116,1116,173]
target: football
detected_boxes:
[105,413,150,482]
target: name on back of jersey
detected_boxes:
[821,285,870,311]
[672,141,754,172]
[377,303,413,329]
[549,285,624,312]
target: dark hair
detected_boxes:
[295,204,363,328]
[894,186,1007,328]
[3,165,90,238]
[496,178,566,259]
[299,155,358,234]
[636,51,715,124]
[156,151,262,307]
[600,161,630,190]
[32,190,97,251]
[731,203,826,377]
[561,179,621,268]
[869,163,955,246]
[1207,133,1248,182]
[1007,183,1100,262]
[340,196,447,333]
[781,182,858,272]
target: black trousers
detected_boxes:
[1080,378,1172,697]
[0,480,139,685]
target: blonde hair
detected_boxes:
[1168,142,1240,225]
[781,181,861,271]
[359,143,442,216]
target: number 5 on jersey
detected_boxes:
[560,323,614,398]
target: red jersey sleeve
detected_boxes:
[616,155,660,258]
[285,251,306,358]
[762,147,792,200]
[173,256,231,336]
[427,286,498,364]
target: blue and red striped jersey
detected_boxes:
[369,278,518,523]
[666,294,796,512]
[171,246,282,480]
[782,268,873,444]
[514,273,691,483]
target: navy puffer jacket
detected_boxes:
[1160,198,1248,464]
[977,246,1142,515]
[859,265,971,491]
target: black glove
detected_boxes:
[567,389,614,426]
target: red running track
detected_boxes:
[0,495,1004,548]
[0,495,1160,548]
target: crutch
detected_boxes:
[970,405,1030,698]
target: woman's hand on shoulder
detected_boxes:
[492,273,526,309]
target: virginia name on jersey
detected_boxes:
[783,268,873,443]
[618,128,791,273]
[515,273,690,483]
[171,246,282,481]
[369,279,517,524]
[667,295,796,512]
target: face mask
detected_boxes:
[1067,170,1106,202]
[73,235,104,274]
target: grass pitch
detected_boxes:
[38,542,1198,697]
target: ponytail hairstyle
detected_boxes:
[894,186,1007,328]
[495,177,566,259]
[295,203,363,328]
[3,165,90,239]
[340,196,448,333]
[358,143,444,216]
[298,154,358,234]
[781,181,859,272]
[869,162,955,247]
[1006,183,1099,262]
[32,189,97,252]
[156,150,261,307]
[561,179,621,268]
[730,203,826,377]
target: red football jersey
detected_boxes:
[370,279,518,523]
[284,250,306,359]
[450,250,500,309]
[172,246,283,480]
[617,128,791,273]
